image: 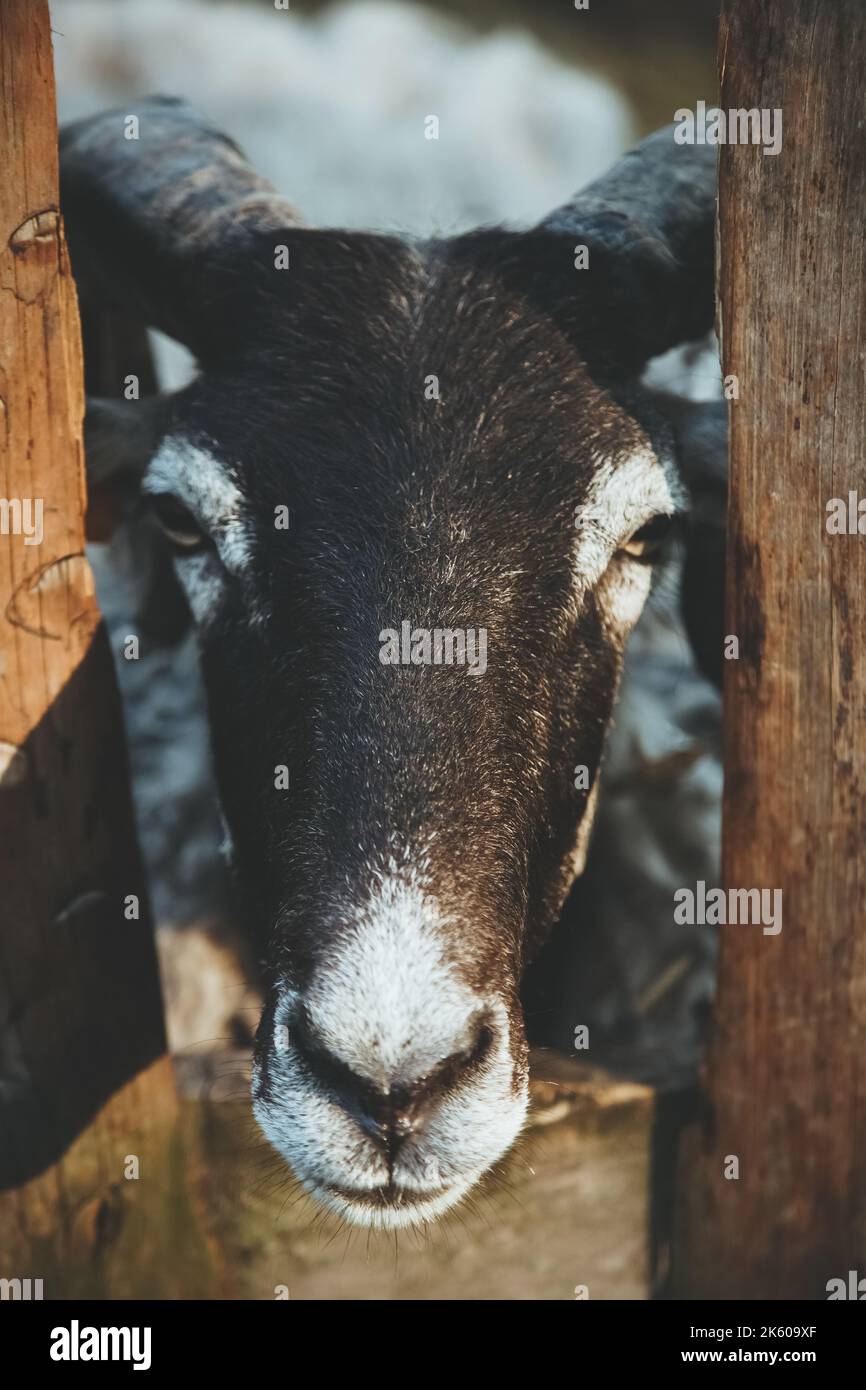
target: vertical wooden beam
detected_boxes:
[674,0,866,1297]
[0,0,165,1189]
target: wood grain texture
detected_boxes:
[674,0,866,1298]
[0,1057,225,1300]
[0,0,166,1193]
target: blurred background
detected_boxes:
[52,0,721,232]
[50,0,722,1131]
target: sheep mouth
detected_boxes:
[310,1178,470,1230]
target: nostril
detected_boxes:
[289,1013,400,1145]
[431,1012,495,1095]
[289,1011,371,1114]
[288,1007,496,1160]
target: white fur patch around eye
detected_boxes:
[143,436,258,624]
[143,436,255,572]
[572,446,679,631]
[167,549,227,626]
[596,553,656,637]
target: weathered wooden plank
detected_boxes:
[0,1056,226,1299]
[0,0,165,1191]
[674,0,866,1298]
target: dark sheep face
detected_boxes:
[64,101,714,1225]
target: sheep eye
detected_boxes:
[147,493,207,552]
[621,513,674,561]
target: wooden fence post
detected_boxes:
[0,0,219,1296]
[673,0,866,1298]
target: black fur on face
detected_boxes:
[167,231,671,989]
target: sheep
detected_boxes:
[55,0,721,1085]
[62,94,721,1228]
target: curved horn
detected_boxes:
[60,96,301,359]
[534,126,717,371]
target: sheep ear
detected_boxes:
[83,395,169,540]
[61,96,302,360]
[676,399,727,690]
[648,393,727,688]
[84,396,169,488]
[84,394,193,644]
[531,127,717,372]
